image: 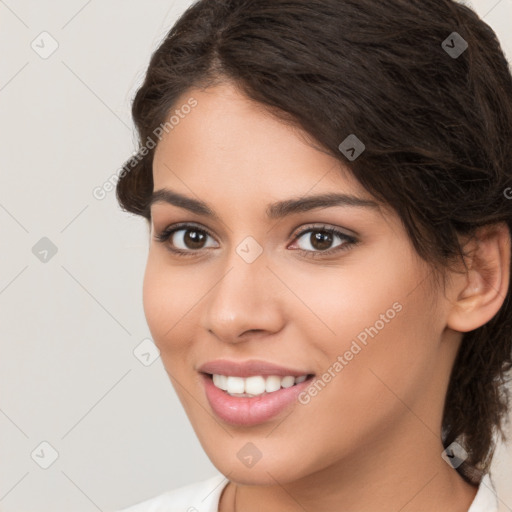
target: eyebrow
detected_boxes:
[148,188,379,220]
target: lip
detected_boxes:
[197,358,312,377]
[201,374,314,426]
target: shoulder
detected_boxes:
[116,473,228,512]
[467,473,499,512]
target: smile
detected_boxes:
[211,374,309,397]
[200,372,315,426]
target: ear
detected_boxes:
[447,222,511,333]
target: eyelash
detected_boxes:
[154,222,358,259]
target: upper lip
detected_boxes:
[197,359,314,378]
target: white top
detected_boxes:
[116,472,499,512]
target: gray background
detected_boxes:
[0,1,511,511]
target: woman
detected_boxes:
[115,0,512,510]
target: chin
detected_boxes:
[201,438,315,486]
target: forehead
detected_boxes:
[152,82,369,200]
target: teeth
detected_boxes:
[211,374,309,397]
[212,374,228,391]
[265,375,281,393]
[245,376,266,395]
[281,376,295,388]
[226,376,244,394]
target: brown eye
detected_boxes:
[154,224,218,254]
[309,231,334,251]
[295,228,344,252]
[175,229,208,250]
[290,225,357,258]
[170,227,216,250]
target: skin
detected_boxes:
[143,81,510,512]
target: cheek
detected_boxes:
[279,255,412,349]
[304,286,439,445]
[142,254,192,352]
[142,257,167,340]
[290,252,439,416]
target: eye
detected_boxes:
[154,222,358,259]
[289,225,357,257]
[154,223,218,256]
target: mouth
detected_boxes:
[200,372,316,426]
[204,372,315,397]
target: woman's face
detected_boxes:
[143,82,460,485]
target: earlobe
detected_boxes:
[447,222,511,333]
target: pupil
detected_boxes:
[185,230,205,249]
[312,231,332,251]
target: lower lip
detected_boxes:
[201,373,314,427]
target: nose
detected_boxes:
[200,247,285,344]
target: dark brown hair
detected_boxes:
[116,0,512,484]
